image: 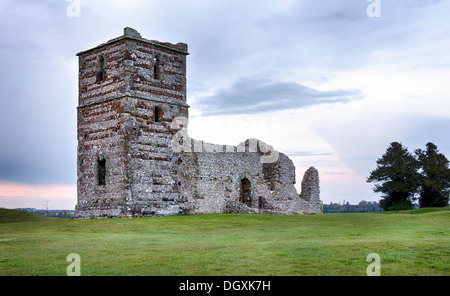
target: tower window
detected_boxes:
[98,158,106,186]
[154,106,161,122]
[240,178,252,207]
[97,55,106,83]
[153,55,161,80]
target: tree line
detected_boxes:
[323,201,382,213]
[367,142,450,211]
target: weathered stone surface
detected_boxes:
[298,166,323,214]
[74,28,322,219]
[299,167,320,200]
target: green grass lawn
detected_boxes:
[0,207,448,276]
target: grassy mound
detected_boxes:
[0,209,54,223]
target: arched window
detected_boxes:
[240,178,252,206]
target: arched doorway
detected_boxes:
[240,178,252,207]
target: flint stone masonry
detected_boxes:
[299,166,323,214]
[74,28,323,219]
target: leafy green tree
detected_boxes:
[367,142,421,211]
[415,142,450,207]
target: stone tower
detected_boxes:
[75,28,323,219]
[75,28,189,218]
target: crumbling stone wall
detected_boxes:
[174,138,322,215]
[176,139,298,214]
[75,28,322,219]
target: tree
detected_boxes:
[367,142,421,211]
[415,142,450,207]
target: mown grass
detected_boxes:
[0,207,448,276]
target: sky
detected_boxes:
[0,0,449,210]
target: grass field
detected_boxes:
[0,207,448,276]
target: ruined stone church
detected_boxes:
[74,28,322,219]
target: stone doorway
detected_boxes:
[240,178,252,207]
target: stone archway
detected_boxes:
[239,178,252,207]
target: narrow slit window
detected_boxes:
[97,55,105,83]
[98,158,106,186]
[154,106,161,122]
[153,55,161,80]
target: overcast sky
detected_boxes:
[1,0,449,210]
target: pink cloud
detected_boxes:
[0,181,76,199]
[0,181,77,209]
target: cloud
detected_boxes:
[401,0,445,8]
[0,181,76,210]
[286,151,333,157]
[324,171,346,176]
[313,106,450,180]
[0,182,76,199]
[0,2,78,185]
[0,46,77,185]
[195,77,361,115]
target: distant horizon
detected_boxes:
[11,207,75,211]
[3,199,387,212]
